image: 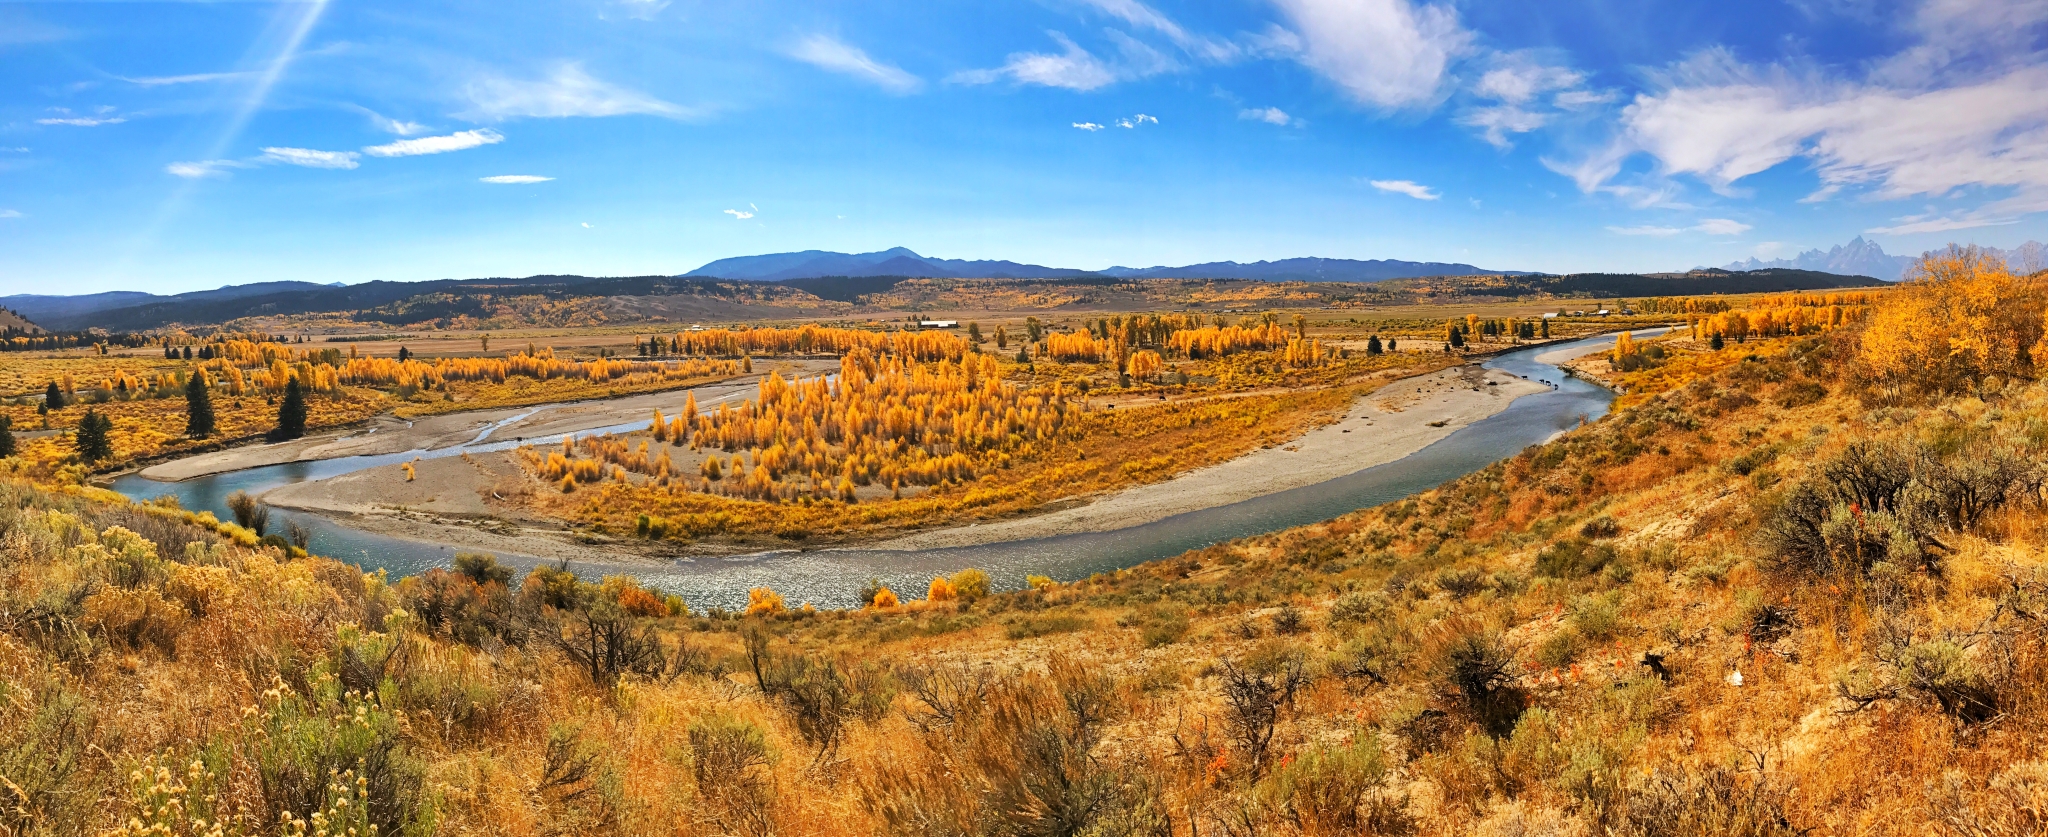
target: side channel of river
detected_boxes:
[112,330,1640,610]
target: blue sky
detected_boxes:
[3,0,2046,294]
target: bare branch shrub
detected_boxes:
[1219,653,1310,776]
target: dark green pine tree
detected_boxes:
[74,409,113,463]
[43,381,63,410]
[1366,335,1384,355]
[185,372,216,438]
[1710,332,1726,350]
[274,377,308,440]
[0,415,15,458]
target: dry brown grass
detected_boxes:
[7,268,2048,835]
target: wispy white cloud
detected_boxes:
[1694,218,1752,235]
[1553,89,1616,109]
[464,63,694,120]
[1265,0,1472,109]
[259,147,360,169]
[364,128,503,157]
[36,113,124,127]
[723,209,755,220]
[1073,122,1106,131]
[119,71,251,86]
[1458,53,1594,149]
[789,34,922,94]
[1540,140,1685,209]
[951,32,1118,91]
[1116,113,1159,128]
[348,106,428,136]
[1074,0,1241,63]
[1370,179,1440,200]
[1561,3,2048,231]
[0,209,22,219]
[481,175,552,184]
[1866,210,2022,235]
[1239,106,1296,126]
[165,159,245,179]
[1607,225,1683,236]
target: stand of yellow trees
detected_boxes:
[518,348,1077,503]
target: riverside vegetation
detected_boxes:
[18,254,2048,834]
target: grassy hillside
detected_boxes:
[1,247,2044,836]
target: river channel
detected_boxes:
[112,330,1640,610]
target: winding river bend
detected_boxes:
[112,331,1634,610]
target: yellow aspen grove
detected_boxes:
[1163,324,1290,359]
[1281,339,1332,369]
[519,348,1078,504]
[1126,350,1165,382]
[1861,245,2046,391]
[1613,331,1636,363]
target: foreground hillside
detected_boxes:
[1,247,2044,836]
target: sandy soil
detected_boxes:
[258,450,645,564]
[863,363,1547,551]
[137,360,837,482]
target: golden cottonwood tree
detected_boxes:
[1860,245,2047,392]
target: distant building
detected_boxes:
[1541,312,1559,319]
[917,320,959,329]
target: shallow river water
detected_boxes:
[112,331,1638,610]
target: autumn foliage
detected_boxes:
[520,349,1077,503]
[1859,245,2048,393]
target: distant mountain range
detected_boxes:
[1717,236,1916,281]
[687,247,1530,283]
[1,276,760,333]
[1,281,348,331]
[1714,236,2045,282]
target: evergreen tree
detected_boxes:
[182,346,193,360]
[1710,332,1725,350]
[397,346,411,362]
[74,409,112,463]
[274,377,307,440]
[1448,328,1465,349]
[0,415,14,458]
[43,381,63,410]
[185,372,216,438]
[1366,335,1383,355]
[1387,338,1397,352]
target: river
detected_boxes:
[111,330,1635,610]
